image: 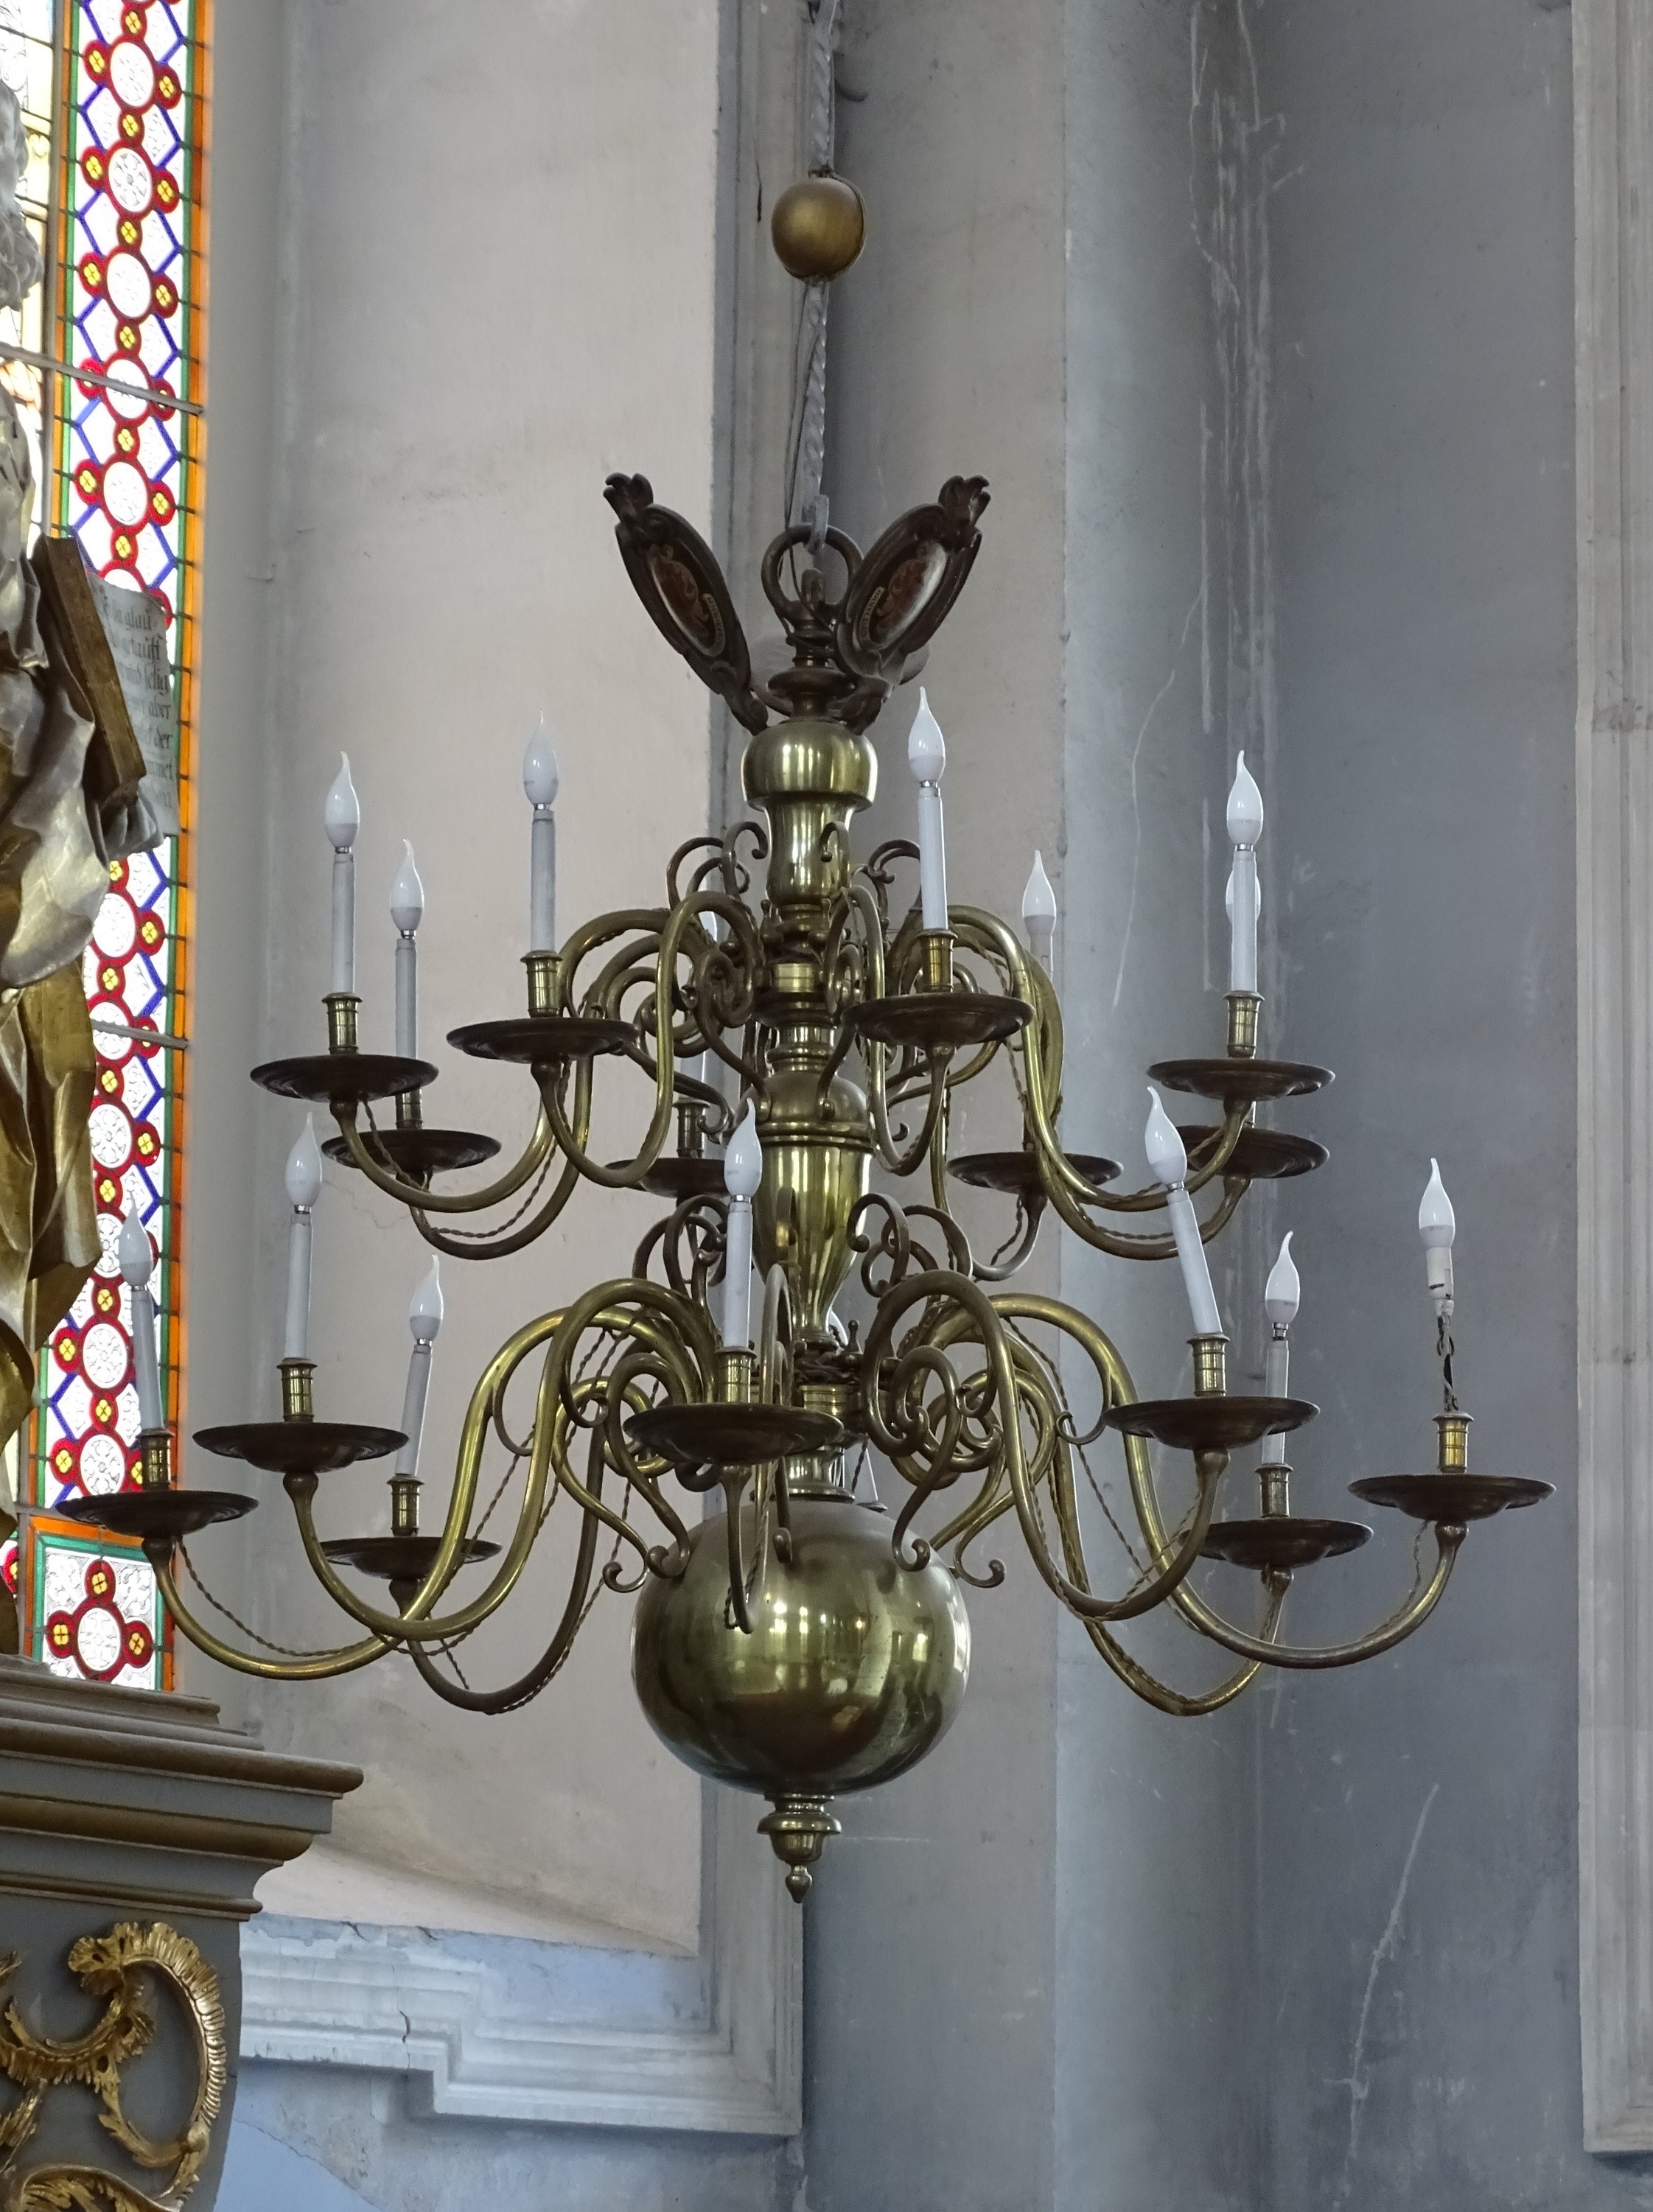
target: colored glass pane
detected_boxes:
[35,1520,159,1686]
[4,0,206,1687]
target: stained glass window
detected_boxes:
[0,0,207,1690]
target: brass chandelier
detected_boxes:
[63,196,1550,1904]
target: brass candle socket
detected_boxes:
[280,1359,315,1423]
[1259,1463,1291,1518]
[524,951,561,1018]
[394,1087,424,1131]
[1436,1413,1472,1473]
[676,1100,707,1160]
[1226,992,1262,1060]
[713,1348,757,1406]
[137,1429,172,1492]
[916,931,954,995]
[390,1475,422,1535]
[324,993,360,1054]
[1191,1335,1229,1397]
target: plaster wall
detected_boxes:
[1248,3,1620,2207]
[1055,4,1271,2207]
[195,0,718,1955]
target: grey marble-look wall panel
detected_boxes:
[1251,2,1626,2206]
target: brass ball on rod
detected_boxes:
[770,170,867,281]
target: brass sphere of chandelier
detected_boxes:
[63,197,1551,1908]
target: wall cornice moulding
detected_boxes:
[1576,0,1653,2154]
[239,1783,802,2135]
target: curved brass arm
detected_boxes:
[1104,1337,1469,1667]
[335,1067,584,1261]
[153,1555,393,1681]
[889,1283,1230,1624]
[332,1103,556,1216]
[1038,1161,1248,1264]
[150,1314,595,1676]
[412,1151,584,1264]
[1074,1583,1288,1717]
[1167,1526,1464,1670]
[948,903,1251,1214]
[287,1287,708,1645]
[921,1099,1045,1285]
[543,893,763,1190]
[879,1052,952,1180]
[405,1420,609,1715]
[554,905,671,996]
[841,883,908,1175]
[283,1325,570,1643]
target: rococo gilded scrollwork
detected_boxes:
[0,1921,226,2211]
[63,465,1549,1898]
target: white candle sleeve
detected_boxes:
[283,1208,313,1361]
[331,849,355,997]
[1265,1334,1290,1401]
[395,933,418,1060]
[1229,846,1259,994]
[1225,751,1264,995]
[906,690,950,933]
[916,783,948,932]
[722,1197,754,1349]
[118,1210,164,1429]
[530,808,557,953]
[1166,1184,1224,1337]
[324,756,360,997]
[720,1101,762,1348]
[395,1340,433,1477]
[131,1283,164,1431]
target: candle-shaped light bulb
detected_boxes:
[118,1205,152,1287]
[282,1115,323,1362]
[1144,1088,1223,1339]
[390,841,423,933]
[1418,1158,1455,1317]
[1226,750,1264,996]
[395,1256,444,1477]
[907,688,949,932]
[284,1116,323,1208]
[408,1254,444,1343]
[390,841,423,1060]
[1264,1231,1300,1328]
[522,714,559,807]
[1264,1231,1299,1400]
[1144,1085,1190,1186]
[324,754,360,851]
[1226,752,1265,845]
[324,754,360,998]
[721,1100,762,1350]
[523,714,559,955]
[1021,850,1058,972]
[119,1207,164,1433]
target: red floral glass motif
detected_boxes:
[45,1555,155,1681]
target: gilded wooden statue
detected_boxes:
[0,81,162,1458]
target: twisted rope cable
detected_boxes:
[787,0,840,545]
